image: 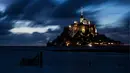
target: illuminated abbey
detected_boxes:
[47,7,121,47]
[68,7,97,38]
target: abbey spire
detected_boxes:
[81,7,83,16]
[80,7,84,23]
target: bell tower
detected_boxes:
[80,7,84,23]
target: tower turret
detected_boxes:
[80,7,84,23]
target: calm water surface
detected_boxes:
[0,47,129,73]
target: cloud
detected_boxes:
[0,31,60,46]
[9,20,60,34]
[0,0,129,45]
[77,2,130,28]
[5,0,31,15]
[50,0,68,5]
[0,3,6,13]
[97,27,130,44]
[0,34,46,46]
[0,21,12,35]
[51,0,88,18]
[10,26,60,34]
[22,0,55,19]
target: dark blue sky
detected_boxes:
[0,0,129,45]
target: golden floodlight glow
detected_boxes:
[66,41,70,46]
[82,28,85,33]
[81,26,85,33]
[73,27,77,30]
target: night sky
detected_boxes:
[0,0,129,45]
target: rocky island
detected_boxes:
[47,8,122,47]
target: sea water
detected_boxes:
[0,47,129,73]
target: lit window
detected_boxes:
[74,24,78,26]
[91,27,93,31]
[100,43,103,45]
[88,21,90,25]
[95,42,99,44]
[66,41,70,46]
[77,42,81,45]
[111,43,114,45]
[73,27,78,31]
[88,43,92,47]
[74,21,78,24]
[95,29,97,33]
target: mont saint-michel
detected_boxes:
[47,8,122,47]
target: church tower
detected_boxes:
[80,7,84,23]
